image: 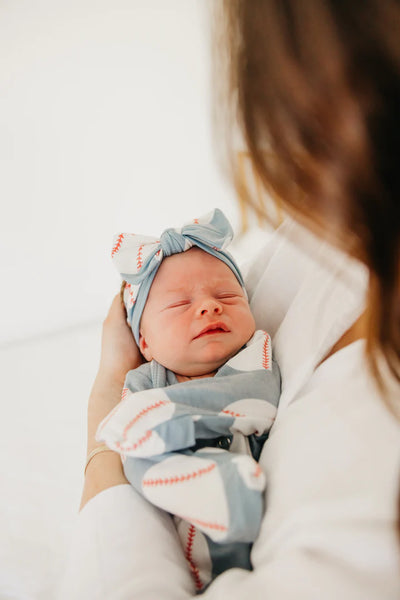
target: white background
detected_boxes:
[0,0,244,345]
[0,2,270,598]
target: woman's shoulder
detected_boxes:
[245,218,368,332]
[243,217,326,300]
[244,217,369,405]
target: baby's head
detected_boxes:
[136,247,255,377]
[113,209,255,378]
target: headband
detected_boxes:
[111,208,244,344]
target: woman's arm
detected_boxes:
[80,295,144,509]
[62,364,400,600]
[60,233,399,599]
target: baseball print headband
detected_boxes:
[111,208,245,344]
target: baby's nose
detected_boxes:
[198,298,222,316]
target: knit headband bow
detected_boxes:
[111,208,244,343]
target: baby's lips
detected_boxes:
[194,321,230,339]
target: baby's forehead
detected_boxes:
[151,248,239,293]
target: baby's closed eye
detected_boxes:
[216,293,242,302]
[165,300,191,309]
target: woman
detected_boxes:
[59,2,400,598]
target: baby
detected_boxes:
[97,209,280,592]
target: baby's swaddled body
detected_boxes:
[97,209,281,591]
[99,330,280,590]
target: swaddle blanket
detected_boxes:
[97,331,280,550]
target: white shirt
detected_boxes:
[58,218,400,599]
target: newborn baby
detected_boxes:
[97,209,280,592]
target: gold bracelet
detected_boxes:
[84,444,114,475]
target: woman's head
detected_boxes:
[214,0,400,380]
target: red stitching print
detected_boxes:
[262,332,270,369]
[121,387,128,402]
[185,525,203,591]
[125,283,135,306]
[111,234,124,258]
[143,463,216,487]
[252,463,262,478]
[117,429,152,452]
[136,244,144,270]
[222,409,246,418]
[122,399,170,439]
[180,515,227,533]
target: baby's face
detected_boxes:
[139,248,255,378]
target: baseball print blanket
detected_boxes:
[97,330,280,590]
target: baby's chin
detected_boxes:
[171,360,225,380]
[171,350,242,379]
[162,333,255,378]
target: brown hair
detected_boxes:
[213,0,400,385]
[120,280,127,305]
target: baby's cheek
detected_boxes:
[243,312,256,339]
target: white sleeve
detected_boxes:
[57,485,195,600]
[57,473,400,600]
[59,486,344,600]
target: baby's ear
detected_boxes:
[139,332,153,362]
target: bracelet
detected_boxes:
[84,444,114,475]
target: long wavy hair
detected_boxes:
[213,0,400,387]
[212,0,400,539]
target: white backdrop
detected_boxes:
[0,0,242,345]
[0,3,271,598]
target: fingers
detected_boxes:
[104,294,125,325]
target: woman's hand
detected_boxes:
[97,293,143,384]
[80,295,144,509]
[87,294,144,452]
